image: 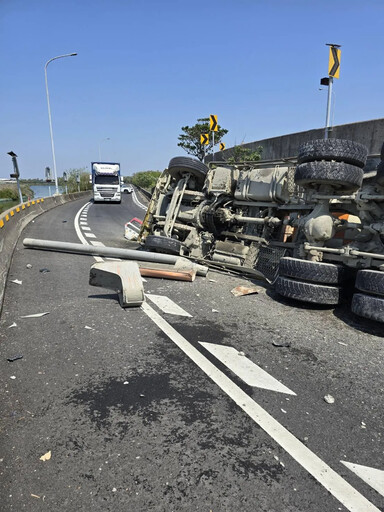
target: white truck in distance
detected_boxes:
[91,162,121,203]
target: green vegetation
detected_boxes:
[225,144,263,164]
[178,117,228,161]
[0,182,34,213]
[131,171,161,190]
[58,168,92,193]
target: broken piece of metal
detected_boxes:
[23,238,208,276]
[89,261,144,308]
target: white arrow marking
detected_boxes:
[146,294,192,317]
[141,302,379,512]
[341,461,384,497]
[199,342,296,395]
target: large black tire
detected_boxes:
[376,161,384,187]
[295,161,364,191]
[355,269,384,296]
[144,235,183,255]
[275,275,341,304]
[278,257,347,284]
[351,293,384,323]
[167,156,208,183]
[297,139,368,168]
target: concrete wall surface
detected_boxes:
[0,191,92,313]
[210,118,384,162]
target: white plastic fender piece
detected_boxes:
[89,261,144,308]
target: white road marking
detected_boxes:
[81,226,91,231]
[84,233,96,238]
[74,203,103,262]
[80,221,88,225]
[140,301,380,512]
[199,342,296,395]
[341,462,384,497]
[131,189,148,210]
[90,240,105,247]
[146,294,192,317]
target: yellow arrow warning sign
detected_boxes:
[220,142,225,151]
[328,47,341,78]
[210,115,218,131]
[200,133,209,145]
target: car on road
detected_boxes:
[121,184,133,194]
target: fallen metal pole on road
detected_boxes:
[23,238,209,276]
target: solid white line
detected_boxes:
[140,302,379,512]
[131,189,147,210]
[199,342,296,395]
[85,233,96,238]
[147,294,192,317]
[341,461,384,497]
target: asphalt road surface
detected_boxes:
[0,189,383,512]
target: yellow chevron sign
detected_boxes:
[200,133,209,145]
[210,114,218,131]
[328,47,341,78]
[220,142,225,151]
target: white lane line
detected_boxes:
[199,342,296,395]
[140,301,380,512]
[132,189,148,210]
[81,226,91,231]
[146,294,192,317]
[74,203,103,262]
[85,233,96,238]
[341,462,384,497]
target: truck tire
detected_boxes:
[144,235,183,255]
[351,293,384,323]
[275,275,341,304]
[297,139,368,168]
[294,161,363,191]
[380,141,384,161]
[168,157,208,183]
[278,257,347,284]
[376,161,384,187]
[355,269,384,296]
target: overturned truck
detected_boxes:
[139,139,384,323]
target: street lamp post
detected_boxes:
[98,137,110,161]
[44,52,77,195]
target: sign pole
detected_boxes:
[324,76,333,140]
[212,131,215,157]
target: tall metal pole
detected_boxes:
[324,76,333,140]
[44,53,77,195]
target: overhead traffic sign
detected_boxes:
[220,142,225,151]
[200,133,209,145]
[210,115,218,131]
[328,46,341,78]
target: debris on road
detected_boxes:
[8,322,17,328]
[26,264,32,269]
[39,268,50,273]
[7,355,23,362]
[39,450,51,461]
[89,261,144,308]
[10,376,16,379]
[231,285,261,297]
[212,309,219,313]
[31,494,41,499]
[10,279,22,285]
[21,312,50,318]
[272,340,291,348]
[324,394,335,404]
[85,326,94,330]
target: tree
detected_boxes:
[178,117,228,161]
[59,168,92,193]
[131,170,162,190]
[226,145,263,164]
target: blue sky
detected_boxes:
[1,0,384,178]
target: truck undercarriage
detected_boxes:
[139,140,384,323]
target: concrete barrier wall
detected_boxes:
[210,118,384,162]
[0,191,92,314]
